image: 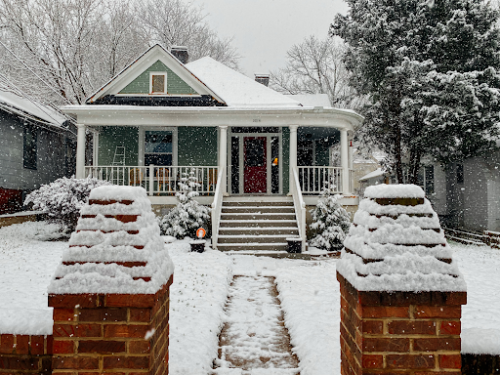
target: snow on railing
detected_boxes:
[211,166,225,250]
[85,166,218,196]
[298,166,343,194]
[291,167,306,252]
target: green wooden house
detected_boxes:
[62,45,363,252]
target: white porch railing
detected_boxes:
[291,167,307,252]
[85,166,219,196]
[211,166,225,250]
[297,166,343,194]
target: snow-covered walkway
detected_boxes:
[214,275,299,374]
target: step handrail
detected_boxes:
[211,166,226,249]
[291,167,307,252]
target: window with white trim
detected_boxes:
[145,131,172,166]
[150,73,166,94]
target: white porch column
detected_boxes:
[219,126,228,193]
[341,129,350,194]
[76,123,86,179]
[92,131,99,167]
[289,125,298,192]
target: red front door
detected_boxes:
[244,137,267,193]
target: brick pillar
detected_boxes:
[338,273,466,374]
[0,334,52,374]
[49,276,172,375]
[48,186,174,375]
[338,185,467,374]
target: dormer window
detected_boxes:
[150,72,166,94]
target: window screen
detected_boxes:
[152,74,165,93]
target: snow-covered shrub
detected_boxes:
[25,177,110,234]
[159,170,211,239]
[309,182,351,251]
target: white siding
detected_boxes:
[463,158,489,232]
[430,165,447,215]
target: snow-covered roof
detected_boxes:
[284,94,331,108]
[359,168,387,181]
[186,57,302,108]
[337,184,467,292]
[85,44,226,105]
[0,89,67,128]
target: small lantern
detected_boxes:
[191,227,206,253]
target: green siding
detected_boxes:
[119,60,198,95]
[98,127,138,166]
[282,127,290,194]
[178,127,217,166]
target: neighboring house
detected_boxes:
[61,44,363,251]
[430,158,500,234]
[353,148,387,196]
[0,89,76,214]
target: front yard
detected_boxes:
[0,221,499,374]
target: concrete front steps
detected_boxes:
[217,196,299,252]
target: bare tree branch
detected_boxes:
[270,35,353,108]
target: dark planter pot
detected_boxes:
[287,238,302,253]
[190,240,205,253]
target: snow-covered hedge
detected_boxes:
[310,184,350,251]
[159,170,211,239]
[25,177,110,234]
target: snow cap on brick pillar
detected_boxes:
[48,186,173,375]
[337,184,466,375]
[49,186,174,294]
[338,184,466,292]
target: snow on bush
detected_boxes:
[309,182,350,251]
[24,177,110,234]
[159,170,211,239]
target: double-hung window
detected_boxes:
[144,131,172,166]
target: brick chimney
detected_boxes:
[255,74,270,87]
[171,46,189,64]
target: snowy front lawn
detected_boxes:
[0,222,66,335]
[1,222,500,374]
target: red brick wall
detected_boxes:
[0,188,23,215]
[49,275,173,375]
[0,334,52,374]
[339,273,466,375]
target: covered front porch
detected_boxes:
[77,124,354,203]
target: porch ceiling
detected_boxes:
[61,105,363,131]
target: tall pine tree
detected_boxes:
[332,0,500,183]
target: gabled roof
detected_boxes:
[186,57,302,108]
[0,89,67,129]
[85,44,225,104]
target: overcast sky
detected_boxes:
[186,0,349,77]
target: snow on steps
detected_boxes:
[443,227,488,247]
[216,197,299,252]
